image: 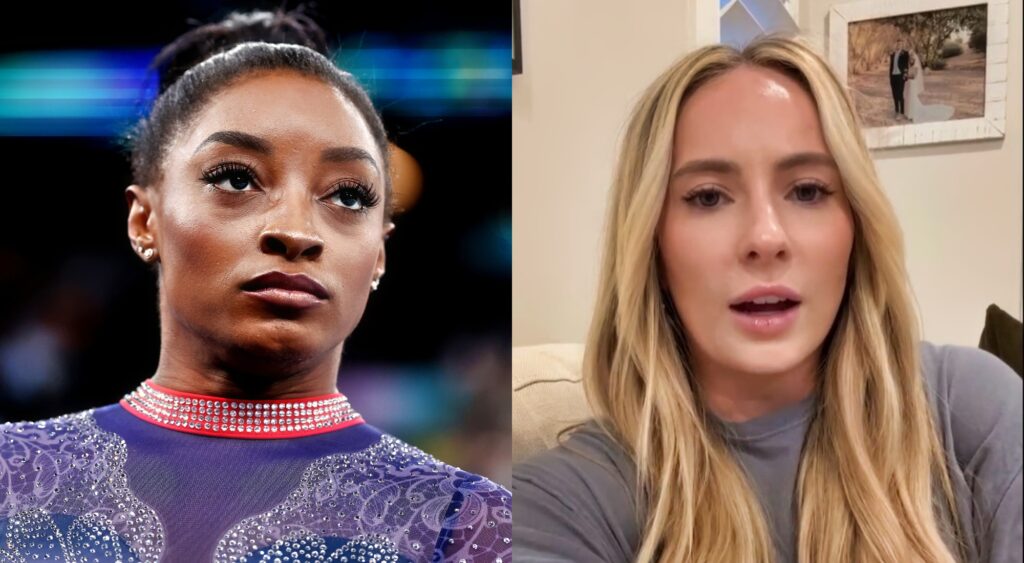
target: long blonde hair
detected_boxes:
[582,35,962,562]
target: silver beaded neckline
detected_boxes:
[120,379,363,439]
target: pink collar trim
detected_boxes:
[120,379,364,439]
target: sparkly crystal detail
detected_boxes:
[333,533,401,562]
[0,408,510,562]
[213,435,512,563]
[0,410,165,561]
[241,532,401,562]
[121,380,362,439]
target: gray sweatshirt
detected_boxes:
[512,342,1023,562]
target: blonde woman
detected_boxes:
[512,35,1021,563]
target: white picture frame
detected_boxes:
[828,0,1008,149]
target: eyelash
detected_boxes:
[328,180,381,212]
[682,182,834,209]
[199,161,380,213]
[200,162,258,191]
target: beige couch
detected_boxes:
[511,343,593,463]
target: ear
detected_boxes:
[125,185,157,257]
[375,221,395,279]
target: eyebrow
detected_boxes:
[194,130,271,155]
[670,152,837,179]
[776,152,837,171]
[193,130,380,172]
[320,146,380,172]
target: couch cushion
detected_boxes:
[512,343,591,462]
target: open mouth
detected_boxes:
[728,298,801,335]
[729,299,801,315]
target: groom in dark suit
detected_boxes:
[888,38,910,120]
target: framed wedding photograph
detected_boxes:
[828,0,1008,148]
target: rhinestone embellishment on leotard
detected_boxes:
[120,379,362,439]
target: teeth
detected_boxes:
[751,296,785,304]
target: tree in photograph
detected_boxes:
[894,5,985,68]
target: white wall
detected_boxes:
[802,0,1023,346]
[513,0,708,346]
[514,0,1023,347]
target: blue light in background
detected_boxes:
[462,215,512,276]
[0,49,157,136]
[335,33,511,116]
[341,364,464,436]
[0,32,511,136]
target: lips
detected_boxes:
[241,271,330,300]
[729,284,802,309]
[725,285,802,336]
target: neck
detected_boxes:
[121,379,362,439]
[151,316,344,400]
[692,347,819,423]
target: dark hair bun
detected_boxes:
[153,8,329,95]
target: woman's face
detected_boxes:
[130,70,389,366]
[658,65,854,385]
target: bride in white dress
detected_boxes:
[905,51,955,123]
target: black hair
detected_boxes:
[123,8,391,214]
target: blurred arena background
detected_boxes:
[0,2,511,484]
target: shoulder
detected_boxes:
[512,420,640,561]
[0,409,120,515]
[919,340,1021,397]
[350,431,511,503]
[918,341,1022,473]
[0,408,104,454]
[514,419,635,498]
[365,432,511,495]
[217,430,511,562]
[368,433,512,561]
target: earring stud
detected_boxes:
[142,248,155,261]
[370,279,380,291]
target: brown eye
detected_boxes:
[324,181,380,213]
[219,172,254,191]
[202,162,259,192]
[330,187,367,210]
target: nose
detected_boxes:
[741,197,789,263]
[259,230,324,260]
[258,191,324,261]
